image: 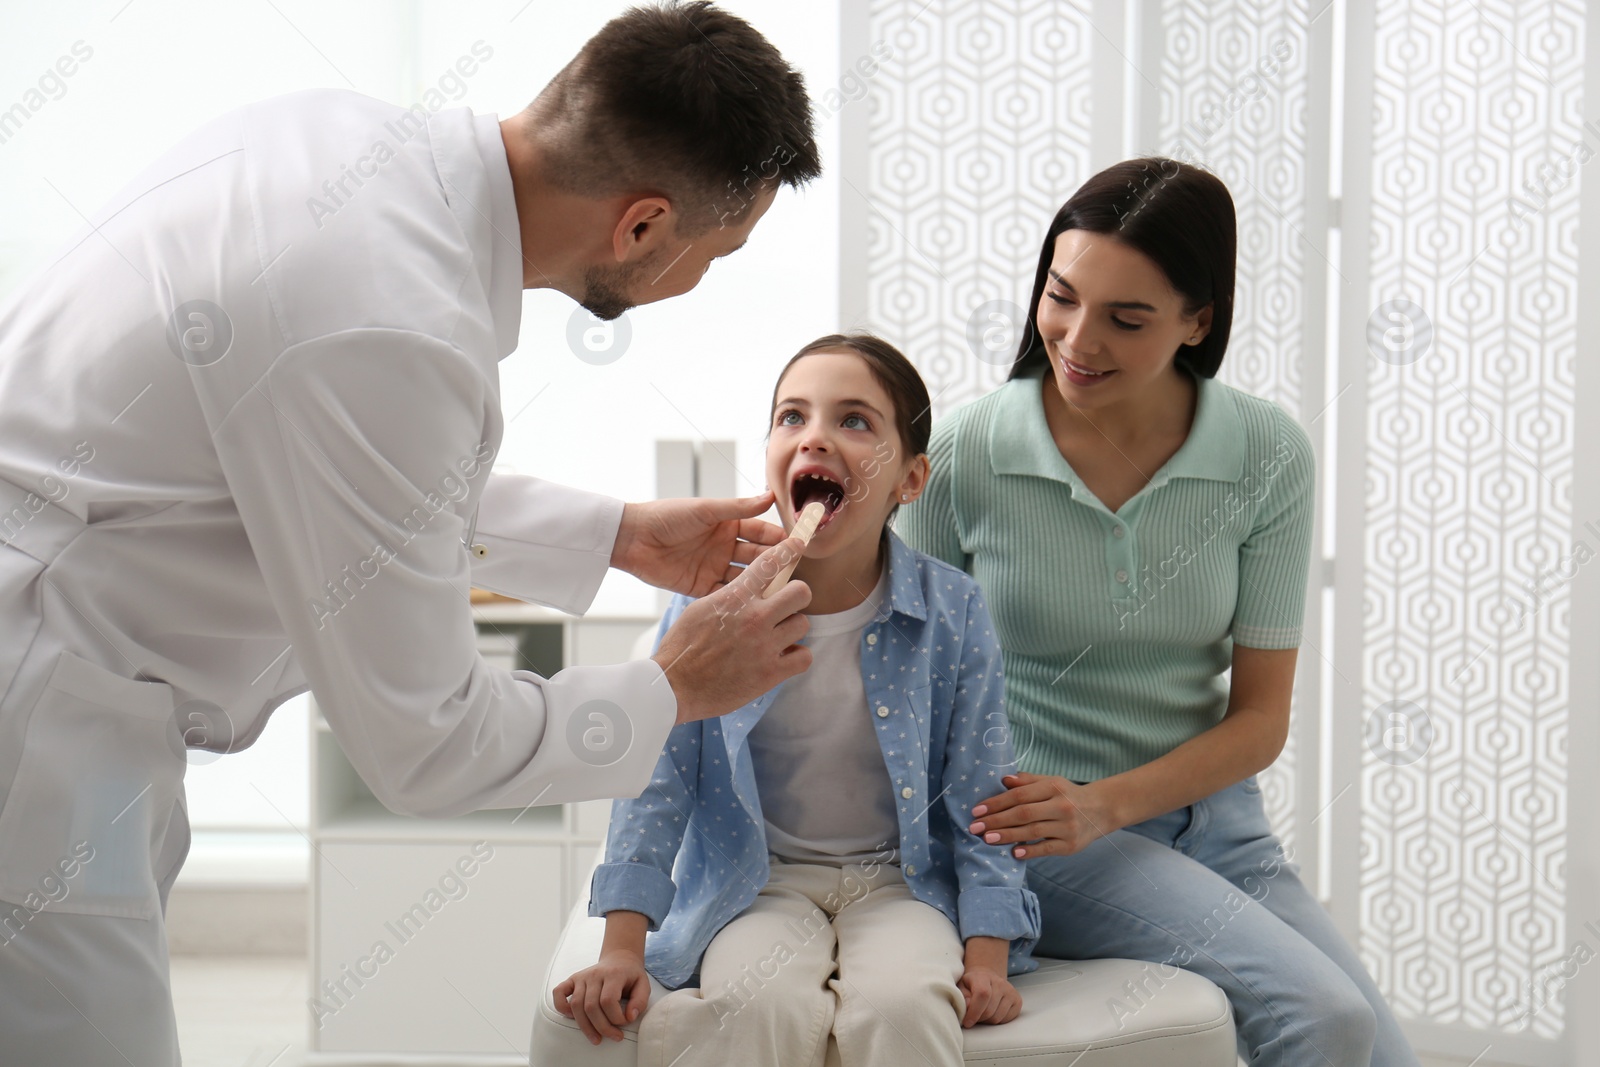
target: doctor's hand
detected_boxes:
[652,535,813,724]
[610,490,786,597]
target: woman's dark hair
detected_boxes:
[1009,157,1236,380]
[531,2,821,235]
[770,334,931,520]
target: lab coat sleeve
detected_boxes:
[466,472,623,615]
[208,328,676,816]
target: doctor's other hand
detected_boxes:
[553,951,651,1045]
[610,491,786,598]
[653,536,813,725]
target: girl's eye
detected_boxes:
[777,409,802,426]
[1046,291,1073,306]
[843,414,870,430]
[1111,318,1142,331]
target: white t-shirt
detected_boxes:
[746,567,901,867]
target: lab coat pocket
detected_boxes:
[0,650,182,920]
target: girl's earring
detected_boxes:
[901,494,909,502]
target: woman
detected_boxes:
[896,158,1418,1066]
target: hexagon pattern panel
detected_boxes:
[862,0,1097,413]
[1356,0,1579,1038]
[1152,0,1321,860]
[860,0,1583,1045]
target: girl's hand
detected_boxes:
[958,966,1022,1027]
[968,772,1122,859]
[552,951,652,1045]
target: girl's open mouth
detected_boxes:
[790,471,846,532]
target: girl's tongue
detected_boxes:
[791,472,845,531]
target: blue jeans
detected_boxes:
[1025,778,1419,1067]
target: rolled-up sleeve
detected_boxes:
[955,885,1042,948]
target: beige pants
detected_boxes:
[637,856,966,1067]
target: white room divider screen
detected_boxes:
[840,1,1600,1063]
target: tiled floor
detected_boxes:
[170,955,308,1067]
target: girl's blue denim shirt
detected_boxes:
[589,530,1041,989]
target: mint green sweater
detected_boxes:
[894,368,1315,782]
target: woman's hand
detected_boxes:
[968,772,1124,859]
[552,950,652,1045]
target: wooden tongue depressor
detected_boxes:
[763,500,827,599]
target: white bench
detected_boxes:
[529,854,1237,1066]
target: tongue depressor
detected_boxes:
[763,500,826,598]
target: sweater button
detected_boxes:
[1115,568,1129,584]
[866,633,878,645]
[878,706,891,717]
[905,865,917,876]
[1113,525,1125,539]
[901,786,914,799]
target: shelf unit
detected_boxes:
[306,604,657,1063]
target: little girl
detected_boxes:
[554,334,1040,1066]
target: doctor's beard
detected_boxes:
[579,260,642,321]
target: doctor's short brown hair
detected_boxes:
[529,1,821,235]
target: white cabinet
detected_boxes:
[310,840,564,1054]
[306,605,655,1063]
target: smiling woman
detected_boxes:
[897,158,1421,1067]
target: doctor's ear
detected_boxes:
[612,197,674,263]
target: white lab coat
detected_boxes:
[0,90,675,1062]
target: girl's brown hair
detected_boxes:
[769,333,931,519]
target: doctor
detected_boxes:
[0,4,820,1063]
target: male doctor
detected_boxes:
[0,3,821,1062]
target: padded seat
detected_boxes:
[529,856,1236,1066]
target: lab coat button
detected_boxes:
[877,706,890,717]
[901,786,914,799]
